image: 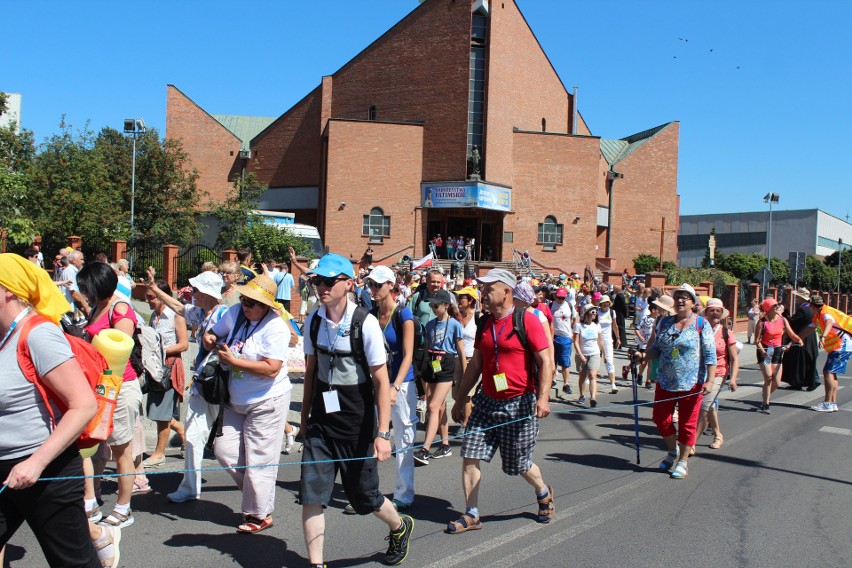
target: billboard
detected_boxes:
[421,183,511,212]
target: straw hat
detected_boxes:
[792,287,810,301]
[651,295,676,315]
[236,274,279,309]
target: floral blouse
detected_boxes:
[651,315,717,392]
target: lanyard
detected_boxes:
[324,313,350,388]
[490,308,514,372]
[431,317,449,349]
[382,305,397,334]
[0,308,30,352]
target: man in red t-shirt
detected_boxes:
[447,269,555,535]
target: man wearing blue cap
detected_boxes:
[299,254,413,567]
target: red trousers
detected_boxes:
[652,383,704,447]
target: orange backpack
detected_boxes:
[17,314,110,449]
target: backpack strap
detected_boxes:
[350,306,371,378]
[17,314,59,428]
[721,325,731,372]
[508,307,530,351]
[474,312,492,345]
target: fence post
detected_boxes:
[162,245,179,291]
[699,281,714,298]
[111,240,127,261]
[68,236,82,251]
[222,249,238,263]
[749,283,760,303]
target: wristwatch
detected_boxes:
[376,431,392,440]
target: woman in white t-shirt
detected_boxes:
[597,296,619,393]
[205,275,291,534]
[573,304,605,407]
[452,286,480,424]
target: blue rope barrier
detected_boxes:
[0,390,701,493]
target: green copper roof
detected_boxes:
[212,114,277,151]
[600,122,673,166]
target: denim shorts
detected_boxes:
[759,346,784,366]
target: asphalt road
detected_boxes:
[4,331,851,568]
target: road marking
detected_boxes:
[839,401,852,412]
[819,426,852,437]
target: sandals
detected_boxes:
[445,513,482,534]
[670,461,689,479]
[709,435,724,450]
[537,484,556,523]
[94,525,121,568]
[237,515,273,534]
[659,451,678,472]
[132,479,151,495]
[99,509,134,529]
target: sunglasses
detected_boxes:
[311,276,349,288]
[367,280,386,289]
[240,297,261,308]
[145,294,157,301]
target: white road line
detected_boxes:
[819,426,852,437]
[839,401,852,412]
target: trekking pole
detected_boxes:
[628,347,641,465]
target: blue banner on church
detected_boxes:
[421,183,511,212]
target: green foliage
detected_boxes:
[0,118,37,244]
[234,223,313,265]
[0,92,7,116]
[804,254,839,292]
[662,266,738,297]
[633,253,661,274]
[209,172,266,250]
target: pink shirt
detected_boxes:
[760,317,784,348]
[85,301,139,382]
[714,325,737,377]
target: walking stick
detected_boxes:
[628,347,641,464]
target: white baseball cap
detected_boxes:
[366,265,395,285]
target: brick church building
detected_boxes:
[167,0,680,273]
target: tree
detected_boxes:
[633,253,661,274]
[94,127,202,246]
[234,223,313,264]
[804,254,836,292]
[0,106,37,246]
[208,172,266,250]
[822,249,852,292]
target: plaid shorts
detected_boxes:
[461,391,539,476]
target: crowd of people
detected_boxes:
[1,246,849,567]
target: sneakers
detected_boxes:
[610,386,619,394]
[431,445,452,459]
[167,489,198,503]
[562,384,573,395]
[811,401,838,412]
[384,514,414,565]
[413,448,431,466]
[86,504,103,523]
[758,404,771,415]
[590,399,597,408]
[284,425,300,454]
[578,395,586,404]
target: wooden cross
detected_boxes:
[649,217,677,272]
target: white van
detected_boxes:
[255,211,325,256]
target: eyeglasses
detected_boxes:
[311,276,349,288]
[240,297,261,308]
[145,294,157,301]
[672,294,692,303]
[367,280,385,289]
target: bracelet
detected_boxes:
[392,384,401,392]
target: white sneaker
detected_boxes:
[167,490,198,503]
[811,402,836,412]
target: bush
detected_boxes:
[234,223,314,264]
[633,254,662,274]
[663,266,738,298]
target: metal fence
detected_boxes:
[126,241,163,281]
[175,244,222,287]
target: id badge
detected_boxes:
[493,373,508,392]
[671,347,679,360]
[323,390,341,413]
[431,359,443,373]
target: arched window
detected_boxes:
[362,206,391,243]
[537,215,563,251]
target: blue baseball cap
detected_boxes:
[307,253,354,279]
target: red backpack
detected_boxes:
[17,314,109,449]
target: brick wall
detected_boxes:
[510,131,600,273]
[324,120,424,262]
[485,0,573,186]
[609,122,680,266]
[327,0,470,182]
[165,85,242,205]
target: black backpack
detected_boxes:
[475,308,540,378]
[309,306,392,379]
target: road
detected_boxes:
[4,332,851,568]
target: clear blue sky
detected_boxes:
[3,0,850,218]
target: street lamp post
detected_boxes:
[763,192,780,297]
[123,118,147,245]
[839,238,843,293]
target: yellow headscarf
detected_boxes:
[0,253,72,324]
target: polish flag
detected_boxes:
[411,252,433,269]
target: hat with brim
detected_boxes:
[792,287,810,301]
[651,295,676,315]
[366,265,395,285]
[810,293,825,306]
[237,274,280,309]
[599,295,612,305]
[582,303,598,317]
[555,287,568,298]
[188,271,224,300]
[478,268,516,289]
[673,283,698,304]
[760,297,778,313]
[700,297,730,320]
[455,286,479,302]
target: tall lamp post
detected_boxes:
[123,118,147,245]
[763,192,780,297]
[839,238,843,293]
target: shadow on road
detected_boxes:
[698,453,852,487]
[164,531,294,567]
[546,452,647,473]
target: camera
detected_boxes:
[193,352,221,381]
